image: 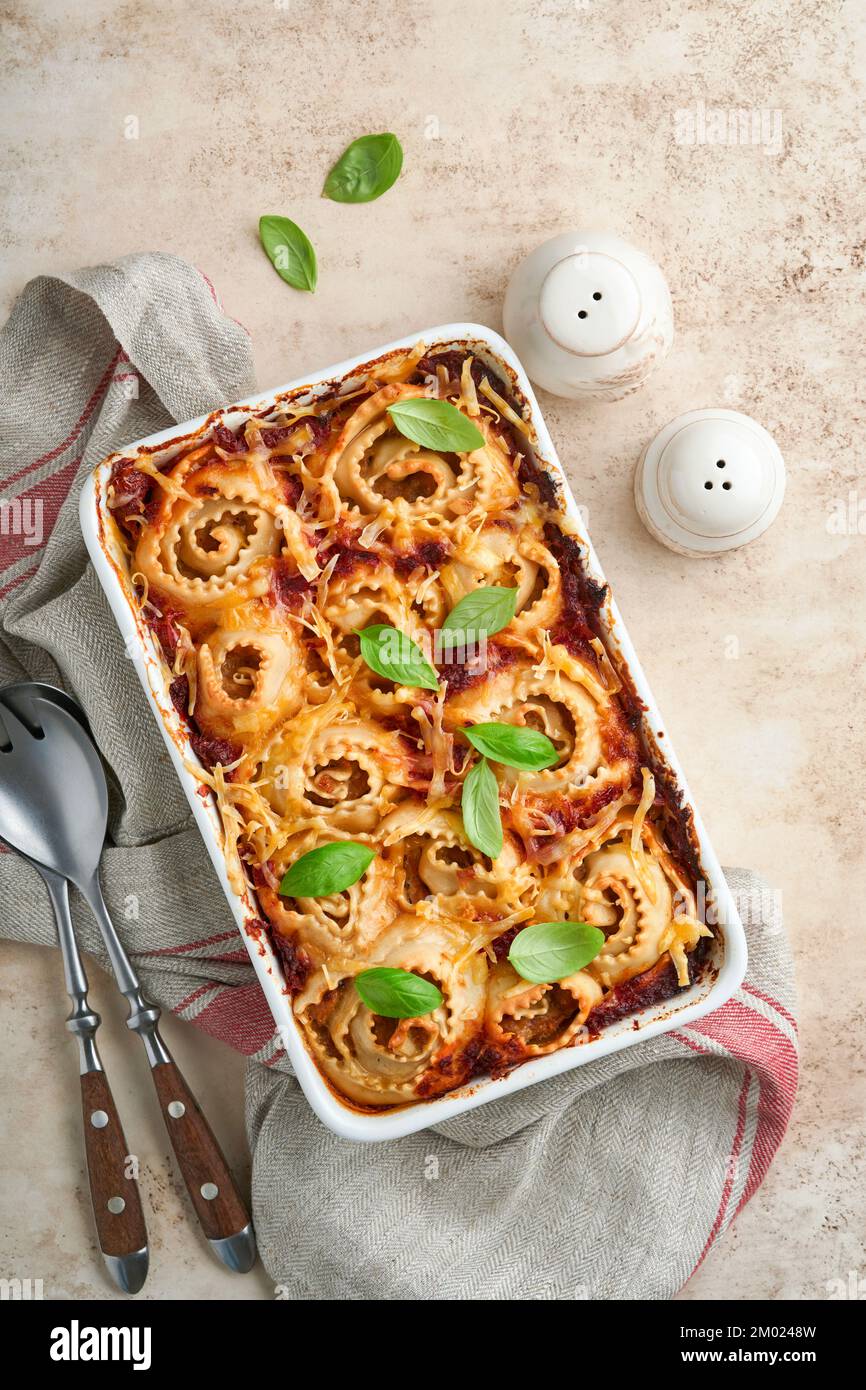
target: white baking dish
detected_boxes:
[80,323,747,1142]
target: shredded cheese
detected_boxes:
[459,356,480,416]
[413,689,452,804]
[129,570,162,620]
[479,377,532,436]
[372,341,428,384]
[132,457,195,503]
[589,637,622,694]
[626,768,658,903]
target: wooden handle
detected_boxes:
[151,1060,250,1242]
[80,1070,148,1258]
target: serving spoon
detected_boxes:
[0,682,256,1278]
[0,684,149,1294]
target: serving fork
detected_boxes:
[0,682,256,1291]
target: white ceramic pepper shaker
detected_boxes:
[503,230,673,401]
[634,409,786,556]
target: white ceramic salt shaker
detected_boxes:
[634,409,786,557]
[503,230,673,400]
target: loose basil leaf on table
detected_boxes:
[386,398,485,453]
[461,756,503,859]
[356,623,439,691]
[441,585,518,641]
[461,722,558,771]
[354,967,443,1019]
[323,132,404,203]
[258,215,318,292]
[508,921,605,984]
[279,842,374,898]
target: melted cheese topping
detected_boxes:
[108,343,709,1108]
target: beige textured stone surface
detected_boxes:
[1,0,864,1300]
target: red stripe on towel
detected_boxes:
[0,454,81,571]
[191,983,276,1056]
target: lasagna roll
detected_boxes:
[378,801,534,908]
[295,917,487,1106]
[485,962,603,1055]
[447,644,637,810]
[194,621,306,744]
[321,558,428,698]
[440,524,561,636]
[537,802,709,990]
[257,714,421,833]
[135,452,316,613]
[259,837,399,966]
[325,383,519,523]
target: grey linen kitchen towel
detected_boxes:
[0,255,799,1300]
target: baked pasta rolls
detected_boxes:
[108,343,711,1110]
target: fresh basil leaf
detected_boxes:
[323,132,404,203]
[441,585,518,638]
[354,967,443,1019]
[356,623,439,691]
[508,921,605,984]
[387,398,485,453]
[461,757,503,859]
[461,722,558,771]
[259,215,317,292]
[279,842,374,898]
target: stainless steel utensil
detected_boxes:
[0,682,256,1276]
[0,684,148,1293]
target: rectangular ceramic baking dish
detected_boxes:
[80,322,748,1142]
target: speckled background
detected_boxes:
[1,0,864,1300]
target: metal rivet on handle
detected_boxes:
[107,1196,126,1214]
[200,1183,218,1201]
[167,1100,185,1119]
[90,1110,109,1129]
